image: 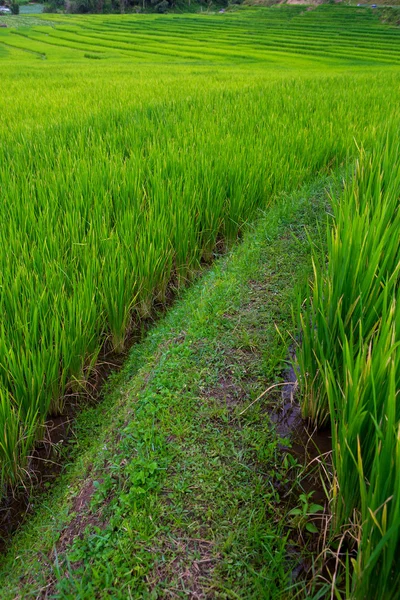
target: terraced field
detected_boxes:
[2,6,400,64]
[0,5,400,597]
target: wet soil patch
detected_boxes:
[56,477,104,554]
[272,352,332,484]
[271,352,333,584]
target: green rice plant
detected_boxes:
[100,238,139,352]
[298,137,400,426]
[0,388,39,491]
[298,137,400,596]
[323,297,400,599]
[58,274,102,397]
[324,294,399,524]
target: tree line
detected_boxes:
[44,0,236,15]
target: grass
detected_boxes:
[299,137,400,427]
[298,137,400,598]
[0,176,330,599]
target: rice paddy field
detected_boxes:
[0,3,400,598]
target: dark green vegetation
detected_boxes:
[0,4,399,598]
[379,6,400,26]
[43,0,223,16]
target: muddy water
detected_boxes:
[269,356,333,584]
[271,359,332,504]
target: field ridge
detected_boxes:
[0,176,332,599]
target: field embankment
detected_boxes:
[0,176,333,599]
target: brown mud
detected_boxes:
[273,355,332,498]
[271,352,333,586]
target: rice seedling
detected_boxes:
[322,294,400,599]
[298,136,400,426]
[298,138,400,596]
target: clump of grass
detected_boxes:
[299,136,400,427]
[324,298,400,600]
[0,389,38,490]
[298,137,400,598]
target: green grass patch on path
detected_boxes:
[0,176,331,599]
